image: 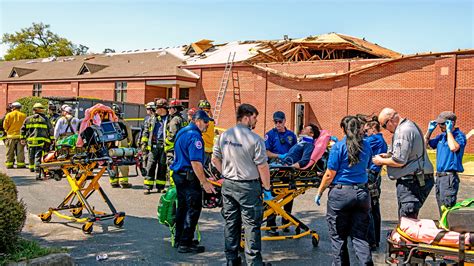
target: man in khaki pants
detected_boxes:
[3,102,26,168]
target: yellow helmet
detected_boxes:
[32,103,45,109]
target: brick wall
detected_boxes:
[79,81,115,100]
[145,85,167,103]
[193,55,474,153]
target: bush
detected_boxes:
[15,96,49,116]
[0,172,27,253]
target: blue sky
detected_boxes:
[0,0,473,57]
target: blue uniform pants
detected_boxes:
[396,174,434,219]
[173,172,203,247]
[435,172,459,216]
[326,185,373,266]
[222,179,263,265]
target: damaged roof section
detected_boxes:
[185,39,214,55]
[246,33,402,63]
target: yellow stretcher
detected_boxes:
[38,155,125,234]
[386,226,474,265]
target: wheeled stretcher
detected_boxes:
[386,217,474,265]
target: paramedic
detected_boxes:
[315,116,373,266]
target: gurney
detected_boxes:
[386,217,474,265]
[207,130,331,248]
[38,105,139,234]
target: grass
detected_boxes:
[0,238,66,265]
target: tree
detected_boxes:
[103,48,116,53]
[1,22,88,61]
[74,44,89,55]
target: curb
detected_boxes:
[8,253,74,266]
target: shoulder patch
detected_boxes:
[195,140,203,149]
[264,134,268,141]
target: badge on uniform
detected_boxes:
[264,134,268,141]
[195,140,203,149]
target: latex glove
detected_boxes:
[330,136,339,142]
[269,162,283,168]
[445,120,454,133]
[314,194,321,206]
[263,189,274,201]
[428,120,437,132]
[277,153,287,159]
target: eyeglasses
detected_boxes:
[274,120,283,124]
[382,113,397,129]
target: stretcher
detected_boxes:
[38,104,138,234]
[206,130,331,248]
[386,217,474,265]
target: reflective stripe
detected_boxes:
[141,137,148,142]
[144,179,155,185]
[5,162,14,166]
[110,178,119,183]
[17,163,25,167]
[28,165,35,169]
[156,180,166,185]
[27,137,51,143]
[26,124,48,129]
[119,177,129,182]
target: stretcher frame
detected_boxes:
[207,164,323,248]
[386,226,474,265]
[38,156,125,234]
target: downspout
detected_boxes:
[453,55,457,113]
[263,71,268,133]
[346,60,351,115]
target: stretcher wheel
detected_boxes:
[40,213,52,223]
[72,209,83,218]
[311,234,319,247]
[113,216,125,228]
[82,223,93,234]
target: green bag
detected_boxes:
[439,198,474,232]
[157,187,177,227]
[56,134,78,150]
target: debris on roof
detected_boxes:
[185,39,214,55]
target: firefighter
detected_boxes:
[198,100,215,165]
[165,99,187,170]
[20,103,54,180]
[48,104,61,128]
[109,104,133,189]
[3,102,27,169]
[0,103,13,144]
[141,98,168,194]
[140,102,157,174]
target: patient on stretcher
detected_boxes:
[274,124,319,169]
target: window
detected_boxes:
[114,81,127,102]
[33,83,42,97]
[179,88,189,108]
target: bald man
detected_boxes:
[372,108,434,219]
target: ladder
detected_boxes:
[213,52,236,125]
[232,71,241,113]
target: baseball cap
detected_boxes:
[435,111,457,123]
[193,110,211,123]
[273,111,285,121]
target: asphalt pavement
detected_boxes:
[1,145,473,265]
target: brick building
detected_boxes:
[1,34,473,151]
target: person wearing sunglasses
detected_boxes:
[264,111,297,235]
[424,111,466,216]
[372,108,434,219]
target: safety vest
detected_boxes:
[141,115,167,151]
[164,113,188,152]
[20,113,54,147]
[49,113,60,128]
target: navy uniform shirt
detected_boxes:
[366,133,388,173]
[170,123,204,172]
[428,128,466,173]
[283,136,314,167]
[264,128,297,155]
[327,136,372,185]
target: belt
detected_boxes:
[224,178,260,183]
[435,171,458,177]
[400,173,434,181]
[329,183,367,189]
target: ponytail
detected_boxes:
[340,116,364,166]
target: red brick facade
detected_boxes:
[1,55,473,152]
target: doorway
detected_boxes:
[293,102,307,135]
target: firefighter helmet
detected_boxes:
[145,102,157,110]
[32,103,45,109]
[198,100,211,110]
[168,99,183,108]
[112,103,122,114]
[187,107,198,117]
[155,98,168,108]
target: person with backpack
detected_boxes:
[54,106,79,142]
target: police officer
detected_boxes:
[315,116,373,266]
[109,104,133,189]
[170,110,216,253]
[362,116,387,250]
[264,111,298,235]
[212,103,273,266]
[373,108,434,219]
[425,111,466,215]
[165,99,187,167]
[141,98,168,194]
[20,103,54,180]
[3,102,26,169]
[48,104,61,128]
